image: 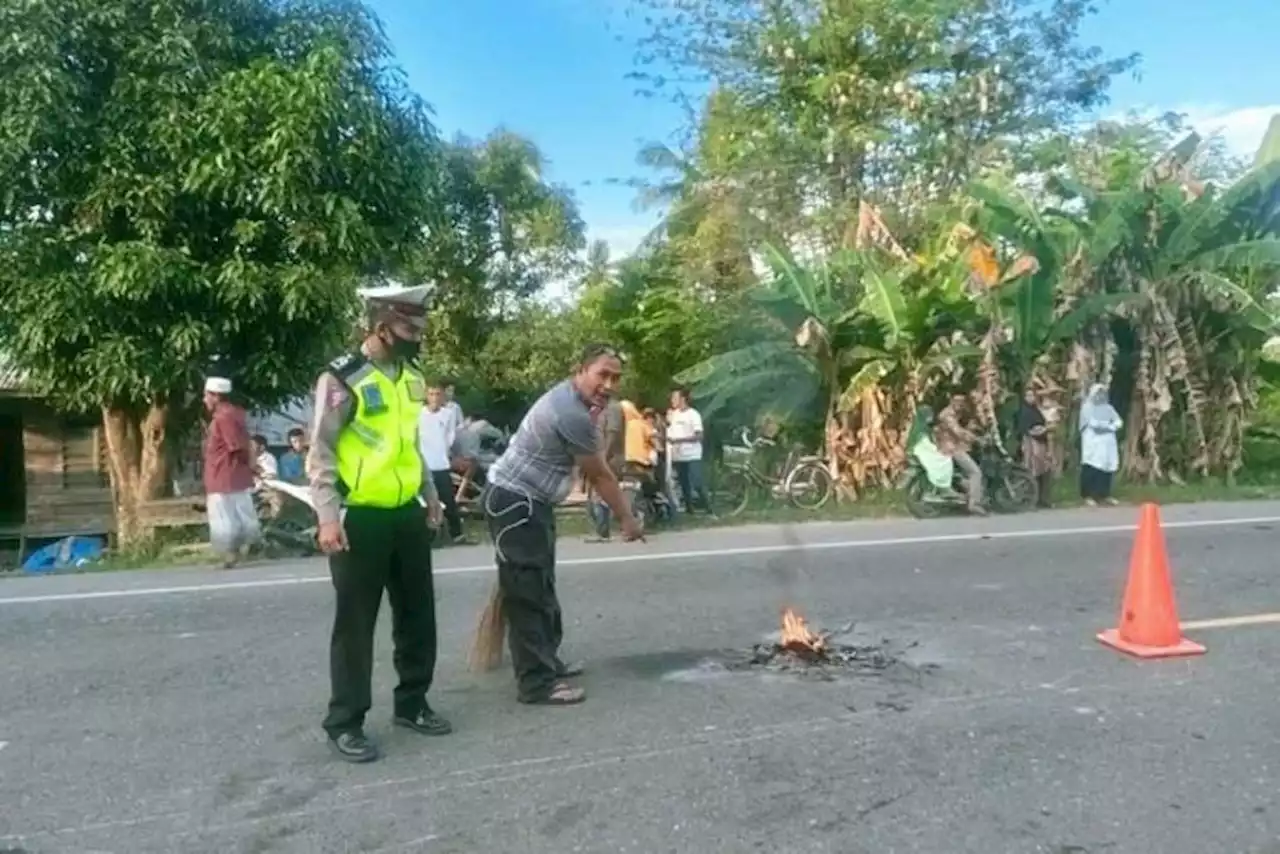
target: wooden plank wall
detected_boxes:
[21,402,114,537]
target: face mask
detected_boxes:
[382,330,419,364]
[391,334,419,364]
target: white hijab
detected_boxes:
[1079,383,1119,431]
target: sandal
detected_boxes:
[520,681,586,706]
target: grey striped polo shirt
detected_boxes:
[487,380,599,504]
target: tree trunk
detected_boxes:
[102,401,171,547]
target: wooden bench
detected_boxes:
[138,497,208,530]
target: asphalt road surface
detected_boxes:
[3,502,1280,854]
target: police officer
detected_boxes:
[307,283,451,763]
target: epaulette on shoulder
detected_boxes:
[327,351,367,380]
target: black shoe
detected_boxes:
[393,706,453,736]
[329,731,379,763]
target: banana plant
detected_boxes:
[678,244,981,491]
[967,181,1138,390]
[677,244,861,429]
[838,258,981,412]
[1035,129,1280,479]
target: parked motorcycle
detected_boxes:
[620,467,674,529]
[452,434,508,519]
[902,439,1037,519]
[253,478,321,556]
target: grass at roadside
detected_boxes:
[539,475,1280,541]
[7,475,1280,576]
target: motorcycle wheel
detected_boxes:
[992,467,1038,513]
[904,471,944,519]
[263,518,319,556]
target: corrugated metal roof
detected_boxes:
[0,352,29,392]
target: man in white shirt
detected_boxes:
[251,434,279,481]
[666,387,711,514]
[419,381,471,544]
[443,380,464,437]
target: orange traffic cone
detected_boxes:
[1097,503,1206,659]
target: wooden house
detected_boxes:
[0,356,114,559]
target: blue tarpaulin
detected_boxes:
[21,536,106,574]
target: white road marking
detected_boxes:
[0,513,1276,607]
[1181,612,1280,631]
[0,741,8,752]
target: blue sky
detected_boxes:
[369,0,1280,257]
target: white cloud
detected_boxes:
[1143,103,1279,159]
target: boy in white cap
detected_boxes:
[306,282,449,763]
[202,376,261,568]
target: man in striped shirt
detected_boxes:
[483,344,643,706]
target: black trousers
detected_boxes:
[322,502,437,738]
[1079,465,1114,501]
[430,469,464,540]
[483,484,564,700]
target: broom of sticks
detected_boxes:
[467,581,506,672]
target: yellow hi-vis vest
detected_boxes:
[330,353,425,509]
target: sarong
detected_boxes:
[207,490,262,555]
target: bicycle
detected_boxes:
[709,427,835,517]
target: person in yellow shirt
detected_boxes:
[621,399,655,470]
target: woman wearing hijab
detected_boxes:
[906,406,955,494]
[1015,388,1053,508]
[1079,383,1123,506]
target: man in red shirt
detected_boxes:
[202,376,260,568]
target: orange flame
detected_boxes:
[779,607,826,655]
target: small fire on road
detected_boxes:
[726,606,924,681]
[779,606,826,658]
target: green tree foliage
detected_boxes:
[581,251,735,407]
[466,247,735,420]
[628,0,1138,256]
[1032,112,1246,192]
[408,129,587,376]
[678,246,978,487]
[611,0,1280,491]
[0,0,439,539]
[1064,163,1280,480]
[466,300,604,427]
[963,116,1280,481]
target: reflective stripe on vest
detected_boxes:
[335,365,424,508]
